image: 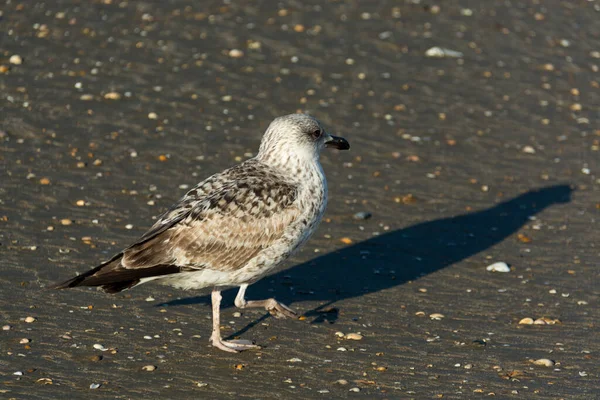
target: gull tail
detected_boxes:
[50,253,180,294]
[49,253,132,293]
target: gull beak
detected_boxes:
[324,134,350,150]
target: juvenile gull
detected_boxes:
[52,114,349,352]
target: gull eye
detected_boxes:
[311,129,322,139]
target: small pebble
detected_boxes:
[60,219,72,226]
[522,145,536,154]
[349,387,361,392]
[9,55,23,65]
[486,262,510,272]
[104,92,122,100]
[345,333,363,341]
[519,317,534,325]
[20,338,30,344]
[228,49,244,58]
[542,317,560,325]
[542,63,555,71]
[14,371,24,376]
[2,325,11,331]
[337,347,348,352]
[287,358,302,363]
[532,358,555,367]
[142,365,157,371]
[353,211,372,220]
[93,344,107,351]
[334,331,345,338]
[148,112,158,120]
[335,379,348,385]
[90,383,101,389]
[429,313,445,320]
[425,47,463,58]
[233,312,241,317]
[24,316,36,323]
[570,103,582,111]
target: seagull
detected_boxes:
[52,114,349,352]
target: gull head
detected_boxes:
[257,114,349,165]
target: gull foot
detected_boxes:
[210,336,260,353]
[265,299,297,319]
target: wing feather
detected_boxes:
[120,160,299,272]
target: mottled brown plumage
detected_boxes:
[52,113,349,352]
[53,160,300,290]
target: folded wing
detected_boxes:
[52,161,299,292]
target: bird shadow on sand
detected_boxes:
[161,185,572,330]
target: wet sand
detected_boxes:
[1,1,599,398]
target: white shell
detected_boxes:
[425,47,464,58]
[532,358,555,367]
[486,262,511,273]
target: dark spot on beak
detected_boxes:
[325,135,350,150]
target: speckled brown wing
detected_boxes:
[51,160,300,292]
[121,160,299,272]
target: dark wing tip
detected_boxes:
[48,275,86,290]
[48,276,139,294]
[99,280,140,293]
[49,253,125,291]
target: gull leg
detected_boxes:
[209,288,259,352]
[234,284,297,319]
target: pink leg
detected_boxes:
[209,288,260,352]
[234,284,297,319]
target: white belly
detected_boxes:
[140,269,239,290]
